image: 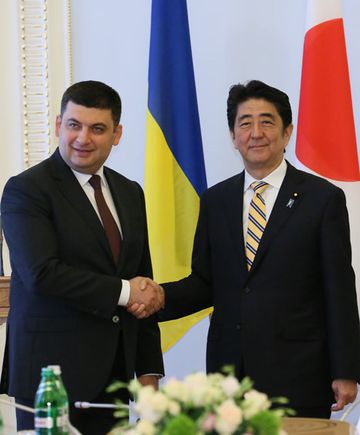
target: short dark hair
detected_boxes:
[60,80,122,126]
[227,80,292,132]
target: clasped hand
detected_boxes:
[127,277,164,319]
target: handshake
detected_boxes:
[127,277,165,319]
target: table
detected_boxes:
[0,276,10,325]
[282,417,357,434]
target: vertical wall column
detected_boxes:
[20,0,73,168]
[20,0,51,167]
[0,0,72,274]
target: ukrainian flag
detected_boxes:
[145,0,212,352]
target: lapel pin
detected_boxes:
[286,193,299,208]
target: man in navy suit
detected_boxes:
[131,80,360,418]
[1,80,164,434]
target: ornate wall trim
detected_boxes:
[20,0,50,167]
[19,0,72,168]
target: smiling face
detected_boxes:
[56,101,123,174]
[231,98,293,178]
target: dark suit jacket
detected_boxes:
[1,148,163,401]
[160,162,360,408]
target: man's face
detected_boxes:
[56,101,122,174]
[231,98,293,176]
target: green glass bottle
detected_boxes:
[0,408,4,435]
[34,367,68,435]
[48,365,69,435]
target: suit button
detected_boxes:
[243,287,251,294]
[236,324,241,330]
[112,315,120,323]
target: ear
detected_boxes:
[229,129,237,148]
[283,124,293,145]
[55,115,61,138]
[113,124,123,146]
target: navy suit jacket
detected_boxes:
[1,148,163,401]
[160,162,360,408]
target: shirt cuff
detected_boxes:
[118,280,130,306]
[138,373,164,379]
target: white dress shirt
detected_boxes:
[72,168,130,306]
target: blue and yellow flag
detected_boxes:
[145,0,212,352]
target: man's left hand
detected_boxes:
[331,379,358,411]
[137,374,159,390]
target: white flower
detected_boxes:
[168,400,181,416]
[113,371,285,434]
[220,376,240,398]
[184,372,212,406]
[215,399,243,434]
[242,389,271,419]
[135,386,168,423]
[163,377,189,403]
[205,384,224,405]
[134,420,156,435]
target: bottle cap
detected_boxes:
[40,367,55,378]
[47,365,61,375]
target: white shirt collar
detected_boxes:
[71,167,106,188]
[244,159,287,191]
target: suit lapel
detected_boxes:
[220,173,248,272]
[248,162,304,273]
[48,149,114,263]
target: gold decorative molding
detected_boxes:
[19,0,73,168]
[20,0,51,168]
[65,0,73,85]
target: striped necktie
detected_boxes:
[245,181,269,271]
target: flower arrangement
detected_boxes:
[109,368,290,435]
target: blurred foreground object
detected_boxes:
[109,370,291,435]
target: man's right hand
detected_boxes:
[127,277,164,319]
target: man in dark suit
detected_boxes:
[1,80,164,434]
[130,80,360,418]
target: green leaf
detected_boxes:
[249,410,281,435]
[106,380,128,393]
[270,396,289,405]
[113,408,129,419]
[238,376,254,395]
[221,365,235,376]
[163,414,197,435]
